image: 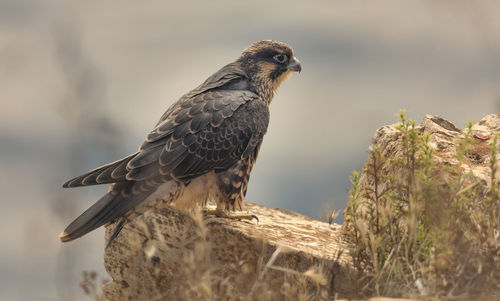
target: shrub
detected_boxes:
[344,112,500,298]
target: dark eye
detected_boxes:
[273,54,287,64]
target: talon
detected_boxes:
[202,208,223,218]
[201,207,258,222]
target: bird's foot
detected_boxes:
[202,208,258,222]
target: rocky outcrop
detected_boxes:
[348,114,500,219]
[99,114,500,301]
[100,203,355,301]
[343,114,500,298]
[369,114,500,187]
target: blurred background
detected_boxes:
[1,0,499,300]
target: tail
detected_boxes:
[59,182,154,243]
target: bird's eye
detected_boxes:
[273,54,287,64]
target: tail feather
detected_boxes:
[106,218,126,248]
[59,183,154,243]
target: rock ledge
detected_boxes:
[101,202,354,300]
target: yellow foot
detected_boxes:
[202,208,259,222]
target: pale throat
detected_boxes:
[253,68,292,105]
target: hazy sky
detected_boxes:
[1,0,499,300]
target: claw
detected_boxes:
[251,214,259,223]
[202,208,258,222]
[202,208,219,217]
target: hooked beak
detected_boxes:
[287,57,301,73]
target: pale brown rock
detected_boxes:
[343,114,500,298]
[100,114,500,301]
[347,114,500,219]
[100,202,355,301]
[415,114,498,184]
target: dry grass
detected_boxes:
[344,112,500,298]
[82,112,500,300]
[158,211,331,301]
[80,270,109,301]
[87,208,333,301]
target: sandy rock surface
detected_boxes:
[101,202,354,300]
[100,114,500,300]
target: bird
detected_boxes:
[59,40,301,246]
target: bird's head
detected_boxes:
[237,40,301,103]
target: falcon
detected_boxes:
[59,40,301,246]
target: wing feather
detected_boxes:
[127,144,163,169]
[110,158,130,179]
[94,165,116,184]
[62,154,136,188]
[62,63,265,188]
[125,90,268,182]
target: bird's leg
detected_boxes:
[205,161,259,222]
[202,206,258,222]
[223,210,259,222]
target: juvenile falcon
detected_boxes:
[59,40,301,246]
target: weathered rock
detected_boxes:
[351,114,500,213]
[100,202,355,301]
[343,114,500,298]
[100,114,500,300]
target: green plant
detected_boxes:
[344,111,500,298]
